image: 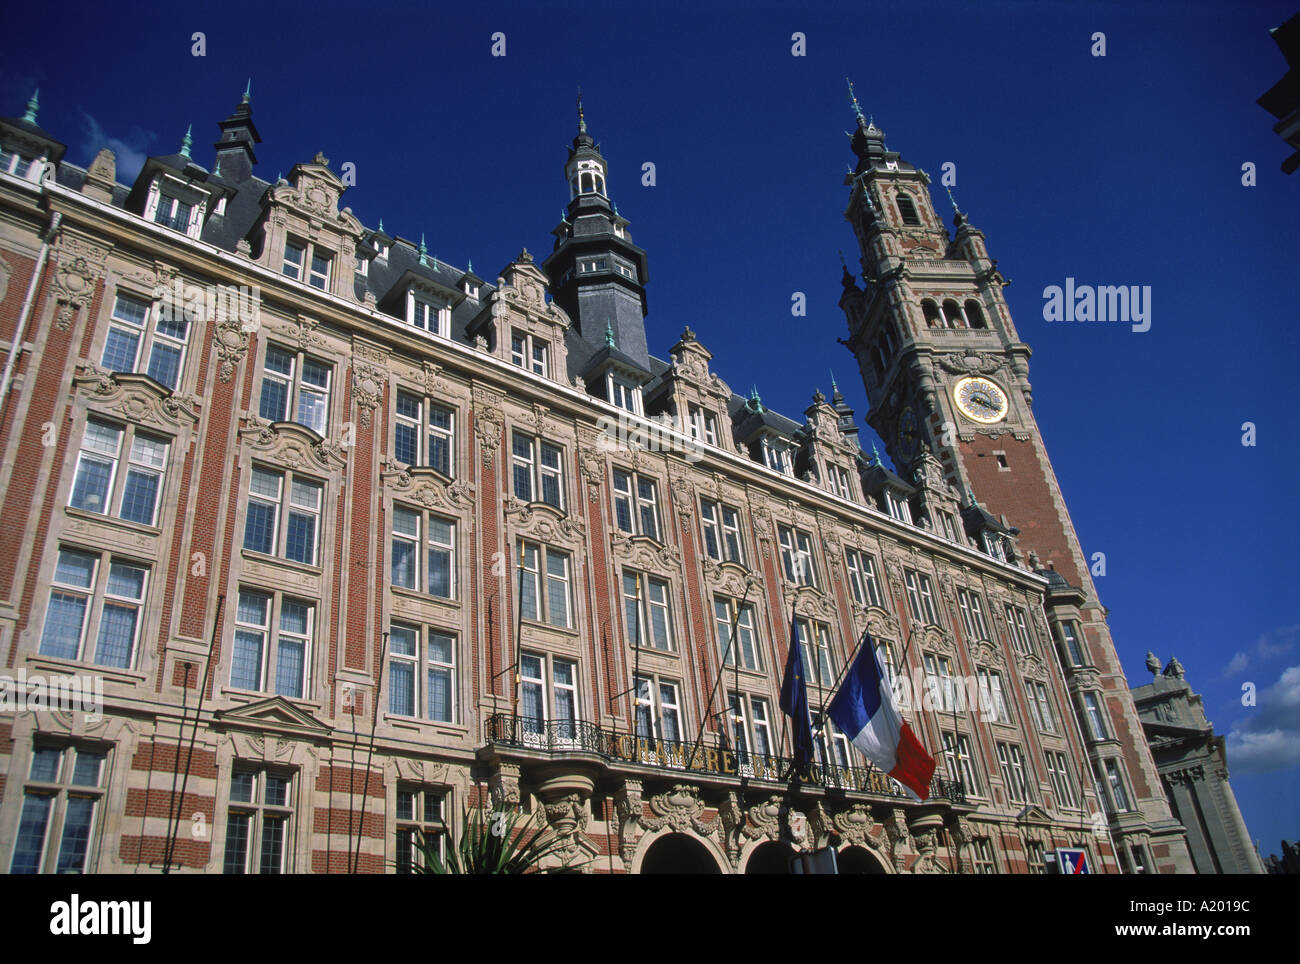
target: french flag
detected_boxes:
[828,634,936,801]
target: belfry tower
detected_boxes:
[837,82,1192,873]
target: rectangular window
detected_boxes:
[904,569,939,625]
[778,526,819,588]
[389,624,456,723]
[153,193,193,232]
[223,768,294,874]
[511,432,564,509]
[923,652,955,712]
[957,589,990,640]
[714,597,759,671]
[1005,604,1035,655]
[622,571,673,651]
[410,295,448,337]
[826,462,854,500]
[102,291,191,391]
[391,507,455,599]
[1060,621,1087,667]
[395,787,446,873]
[973,838,996,874]
[519,652,579,739]
[762,437,792,475]
[1101,759,1132,812]
[885,490,913,524]
[1082,692,1110,741]
[1045,750,1078,809]
[510,329,548,376]
[39,548,148,669]
[69,418,170,527]
[518,542,572,629]
[978,669,1012,724]
[797,619,836,689]
[612,469,659,540]
[699,499,744,564]
[258,344,331,435]
[942,731,981,796]
[996,742,1032,803]
[231,590,314,698]
[1026,840,1046,874]
[282,241,305,280]
[9,744,107,874]
[394,391,454,477]
[728,693,774,764]
[634,676,683,745]
[1026,681,1058,734]
[244,465,323,566]
[608,374,640,413]
[844,549,884,608]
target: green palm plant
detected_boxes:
[413,804,579,874]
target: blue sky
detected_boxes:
[2,0,1297,858]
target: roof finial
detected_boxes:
[577,87,586,134]
[870,441,882,466]
[418,233,428,267]
[749,386,764,412]
[830,369,838,391]
[378,218,384,234]
[179,124,193,159]
[22,89,39,124]
[604,321,615,348]
[846,77,865,124]
[242,78,252,104]
[467,259,473,273]
[946,187,960,214]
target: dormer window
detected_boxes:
[688,404,718,446]
[153,195,193,232]
[826,463,854,501]
[761,438,792,476]
[885,489,912,524]
[408,293,449,338]
[608,374,641,414]
[0,147,33,178]
[308,250,331,290]
[462,280,479,300]
[982,531,1005,562]
[511,330,547,376]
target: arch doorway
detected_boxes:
[639,833,723,874]
[838,845,889,874]
[744,840,795,874]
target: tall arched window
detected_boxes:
[964,300,987,329]
[922,299,942,329]
[896,194,921,226]
[942,300,965,329]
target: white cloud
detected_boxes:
[79,112,155,183]
[1218,624,1299,680]
[1226,664,1300,773]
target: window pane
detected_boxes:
[244,502,277,554]
[231,630,264,690]
[72,751,105,787]
[70,457,114,513]
[101,328,141,372]
[93,602,138,668]
[275,639,304,698]
[285,511,317,565]
[120,470,160,524]
[259,378,289,423]
[259,815,285,874]
[222,812,250,874]
[30,748,62,782]
[395,423,418,465]
[428,666,452,722]
[40,593,87,660]
[265,776,289,807]
[55,796,96,873]
[147,343,182,390]
[10,793,53,873]
[230,772,255,803]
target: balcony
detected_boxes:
[484,713,965,805]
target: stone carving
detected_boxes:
[473,405,503,467]
[490,762,520,806]
[214,316,250,383]
[935,352,1002,377]
[73,370,199,427]
[641,784,716,837]
[614,780,643,864]
[832,804,880,848]
[239,417,347,471]
[51,234,111,330]
[350,349,388,426]
[742,795,786,842]
[541,792,590,858]
[884,808,911,872]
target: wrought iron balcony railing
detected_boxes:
[484,713,965,805]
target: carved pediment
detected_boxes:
[494,254,569,327]
[506,496,586,546]
[792,585,837,620]
[381,462,474,510]
[921,624,957,656]
[74,368,200,427]
[972,639,1005,669]
[270,155,363,235]
[239,417,346,471]
[702,559,752,591]
[863,606,901,641]
[212,695,330,740]
[611,530,679,574]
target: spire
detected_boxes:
[870,441,882,466]
[946,187,970,228]
[22,89,38,124]
[242,78,252,104]
[179,124,193,160]
[213,83,261,182]
[748,387,764,412]
[604,321,615,348]
[846,77,865,126]
[577,87,586,135]
[378,218,384,234]
[418,233,428,267]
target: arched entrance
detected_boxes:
[744,840,794,874]
[838,845,889,874]
[639,833,723,874]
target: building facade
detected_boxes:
[0,87,1189,873]
[1132,656,1265,874]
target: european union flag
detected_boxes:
[779,616,815,778]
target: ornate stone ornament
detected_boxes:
[610,531,679,575]
[641,784,716,837]
[614,780,643,863]
[239,417,346,472]
[832,804,880,848]
[350,343,389,427]
[381,462,474,510]
[504,496,585,545]
[214,316,250,383]
[472,401,503,467]
[51,234,111,330]
[73,369,200,428]
[489,761,521,806]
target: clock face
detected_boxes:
[953,376,1009,424]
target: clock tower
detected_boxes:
[837,86,1192,873]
